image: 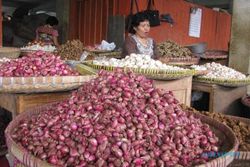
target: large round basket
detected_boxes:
[0,75,96,93]
[0,47,20,59]
[84,62,196,80]
[5,103,238,167]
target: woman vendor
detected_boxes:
[35,16,60,47]
[122,12,159,59]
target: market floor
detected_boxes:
[0,156,9,167]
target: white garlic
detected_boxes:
[93,54,187,71]
[191,62,247,79]
[21,44,56,52]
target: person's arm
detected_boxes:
[52,30,60,47]
[152,40,160,59]
[35,28,39,41]
[122,36,138,58]
[52,36,59,47]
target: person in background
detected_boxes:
[122,12,159,59]
[36,16,59,47]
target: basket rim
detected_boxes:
[158,57,200,66]
[194,76,250,87]
[159,56,199,61]
[0,75,96,93]
[0,47,21,52]
[84,61,196,75]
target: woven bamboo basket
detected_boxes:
[194,76,250,87]
[5,103,238,167]
[159,56,200,66]
[0,47,21,59]
[84,62,196,80]
[225,115,250,163]
[0,75,96,93]
[181,105,250,164]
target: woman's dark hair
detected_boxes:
[129,12,149,34]
[46,16,59,26]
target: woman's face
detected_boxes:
[134,20,150,38]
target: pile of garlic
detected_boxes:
[191,62,247,79]
[21,44,56,52]
[93,53,187,71]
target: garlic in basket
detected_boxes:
[93,54,187,71]
[191,62,247,79]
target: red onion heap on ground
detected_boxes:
[0,51,79,77]
[12,69,219,167]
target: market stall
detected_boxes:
[1,0,250,166]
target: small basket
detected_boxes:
[0,47,20,59]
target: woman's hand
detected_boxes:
[53,36,60,47]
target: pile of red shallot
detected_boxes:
[11,70,219,167]
[0,51,79,77]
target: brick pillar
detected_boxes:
[229,0,250,94]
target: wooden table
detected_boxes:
[192,81,247,115]
[0,92,71,117]
[153,76,192,106]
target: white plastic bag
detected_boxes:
[97,40,116,51]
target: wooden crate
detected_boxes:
[153,76,192,106]
[0,92,71,117]
[192,81,247,115]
